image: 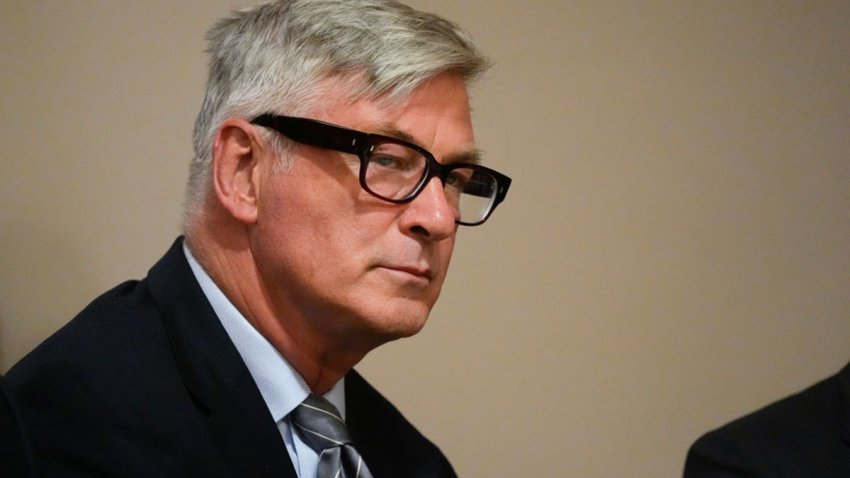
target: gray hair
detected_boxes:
[183,0,490,230]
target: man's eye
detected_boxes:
[445,170,471,189]
[372,155,401,168]
[371,153,421,171]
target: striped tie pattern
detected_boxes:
[290,394,374,478]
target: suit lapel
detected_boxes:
[345,370,394,475]
[147,238,297,478]
[345,370,457,478]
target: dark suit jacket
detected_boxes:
[683,362,850,477]
[6,238,456,478]
[1,376,34,478]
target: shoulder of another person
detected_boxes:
[685,366,850,478]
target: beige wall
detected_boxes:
[2,1,849,476]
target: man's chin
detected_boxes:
[360,308,432,344]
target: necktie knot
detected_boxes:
[290,394,352,450]
[290,394,373,478]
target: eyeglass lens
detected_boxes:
[363,142,498,224]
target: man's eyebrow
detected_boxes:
[374,124,482,165]
[374,124,417,144]
[444,148,482,165]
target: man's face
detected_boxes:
[249,72,475,349]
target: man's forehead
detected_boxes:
[306,72,478,162]
[372,122,481,165]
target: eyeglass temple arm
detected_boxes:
[252,114,367,155]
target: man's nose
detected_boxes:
[399,177,457,240]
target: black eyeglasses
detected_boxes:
[251,114,511,226]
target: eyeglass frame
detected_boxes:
[250,114,511,226]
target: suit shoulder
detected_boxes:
[702,371,843,444]
[3,276,208,476]
[685,367,850,477]
[6,278,171,391]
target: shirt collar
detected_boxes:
[182,242,345,421]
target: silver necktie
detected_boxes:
[290,394,374,478]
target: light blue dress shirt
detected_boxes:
[184,244,345,478]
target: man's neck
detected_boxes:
[184,229,369,394]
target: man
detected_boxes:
[5,1,511,477]
[683,362,850,477]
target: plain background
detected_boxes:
[2,1,849,476]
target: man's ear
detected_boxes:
[211,118,265,224]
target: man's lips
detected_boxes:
[377,264,433,281]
